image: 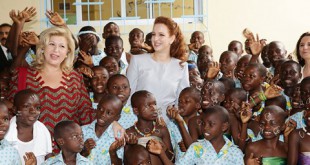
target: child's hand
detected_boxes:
[109,138,125,152]
[243,28,255,41]
[166,106,183,123]
[146,139,164,155]
[45,10,66,27]
[79,34,97,53]
[20,31,39,46]
[240,102,252,124]
[20,7,37,22]
[178,141,187,152]
[246,153,261,165]
[125,133,138,145]
[284,119,297,137]
[264,84,283,99]
[77,65,94,78]
[78,50,94,67]
[206,62,220,79]
[24,152,37,165]
[270,74,280,86]
[249,34,263,56]
[84,138,96,152]
[156,117,167,127]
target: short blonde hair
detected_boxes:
[32,27,75,73]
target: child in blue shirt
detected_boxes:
[89,66,109,109]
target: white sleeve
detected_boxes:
[175,62,190,105]
[126,55,139,96]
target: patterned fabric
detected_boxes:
[25,48,36,65]
[167,120,188,161]
[43,152,92,165]
[175,136,244,165]
[82,120,123,165]
[8,67,96,135]
[0,139,21,165]
[247,129,284,142]
[298,152,310,165]
[281,92,292,111]
[118,103,137,129]
[262,157,287,165]
[188,50,198,63]
[287,111,306,129]
[89,92,99,110]
[92,50,105,66]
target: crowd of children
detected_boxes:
[1,6,310,165]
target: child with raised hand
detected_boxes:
[5,89,52,165]
[99,56,120,76]
[166,87,201,160]
[123,144,152,165]
[267,41,287,75]
[0,101,21,165]
[244,105,288,165]
[167,106,244,165]
[89,66,109,109]
[288,77,310,165]
[81,94,124,165]
[228,40,244,58]
[126,90,174,165]
[106,74,137,129]
[188,31,205,63]
[43,120,91,165]
[188,79,226,142]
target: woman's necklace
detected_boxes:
[134,121,156,137]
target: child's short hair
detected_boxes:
[265,95,287,110]
[228,88,247,102]
[202,105,229,123]
[104,22,118,32]
[129,28,144,37]
[181,87,201,103]
[282,60,301,73]
[13,89,37,106]
[105,35,123,47]
[219,77,235,93]
[131,90,153,108]
[246,63,267,77]
[107,74,129,88]
[203,79,226,95]
[262,105,287,123]
[124,144,150,165]
[54,120,76,140]
[98,94,123,115]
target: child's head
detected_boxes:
[241,63,267,91]
[104,35,124,62]
[228,40,244,57]
[0,79,9,100]
[219,77,235,94]
[131,90,157,121]
[0,102,9,140]
[300,77,310,110]
[201,80,225,110]
[189,75,203,91]
[244,39,252,54]
[178,87,201,117]
[129,28,144,48]
[267,41,287,68]
[198,45,213,65]
[78,26,100,54]
[223,88,247,118]
[280,60,302,89]
[107,74,131,104]
[201,105,229,141]
[102,22,120,39]
[90,66,109,94]
[190,31,205,45]
[265,95,287,111]
[54,121,84,153]
[96,94,123,126]
[259,105,287,139]
[291,84,303,109]
[219,51,238,75]
[274,58,289,76]
[99,56,120,76]
[13,89,40,126]
[261,44,271,68]
[145,32,153,49]
[124,144,151,165]
[235,54,251,80]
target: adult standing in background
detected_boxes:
[296,32,310,78]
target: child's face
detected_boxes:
[228,42,243,56]
[0,80,8,99]
[61,124,84,153]
[219,52,237,74]
[91,68,109,94]
[15,94,41,126]
[235,57,250,80]
[202,113,227,141]
[190,32,204,45]
[178,91,199,117]
[291,84,303,109]
[129,30,144,48]
[136,95,158,121]
[198,47,213,62]
[0,105,9,139]
[103,24,120,39]
[96,100,121,126]
[100,58,120,76]
[267,42,286,67]
[189,76,203,91]
[301,81,310,110]
[259,111,284,139]
[189,67,200,77]
[201,82,223,109]
[280,63,301,88]
[107,77,130,104]
[242,66,263,91]
[223,92,242,118]
[261,46,271,68]
[105,40,124,62]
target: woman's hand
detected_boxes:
[20,7,37,22]
[20,31,39,46]
[112,121,126,140]
[109,138,125,152]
